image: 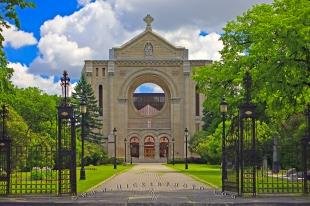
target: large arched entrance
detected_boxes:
[159,137,169,158]
[144,136,155,158]
[130,137,139,158]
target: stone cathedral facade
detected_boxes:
[82,15,210,162]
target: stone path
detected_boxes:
[92,163,207,192]
[1,164,309,205]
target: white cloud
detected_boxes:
[29,0,132,78]
[27,0,272,81]
[77,0,93,6]
[30,34,93,77]
[110,0,273,32]
[160,28,223,60]
[9,62,62,95]
[2,23,37,49]
[135,83,164,93]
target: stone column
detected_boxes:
[139,140,144,160]
[183,61,190,158]
[155,137,160,160]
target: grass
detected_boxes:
[77,164,133,193]
[167,164,305,194]
[167,164,221,188]
[8,164,133,194]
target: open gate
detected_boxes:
[223,72,309,196]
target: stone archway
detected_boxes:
[144,136,155,158]
[130,137,139,158]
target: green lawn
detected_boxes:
[77,164,133,193]
[167,164,221,188]
[8,164,133,194]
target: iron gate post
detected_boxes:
[57,71,77,196]
[302,105,310,194]
[239,71,257,197]
[0,105,10,196]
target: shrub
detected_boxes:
[30,167,55,180]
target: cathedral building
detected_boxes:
[82,15,210,162]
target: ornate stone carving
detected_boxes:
[115,59,183,67]
[144,42,153,57]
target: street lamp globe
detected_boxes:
[80,101,87,114]
[184,128,189,136]
[220,97,228,114]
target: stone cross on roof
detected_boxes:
[144,14,154,31]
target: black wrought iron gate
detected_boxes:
[0,105,10,195]
[222,116,239,194]
[0,106,77,196]
[0,72,77,196]
[222,72,309,197]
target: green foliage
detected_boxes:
[72,74,102,143]
[189,130,208,153]
[201,108,221,134]
[30,167,55,180]
[83,142,108,166]
[0,1,34,102]
[11,87,59,137]
[193,0,310,121]
[193,0,309,164]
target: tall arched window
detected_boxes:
[99,85,103,116]
[96,68,99,76]
[195,85,200,116]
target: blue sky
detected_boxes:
[3,0,272,94]
[5,0,78,64]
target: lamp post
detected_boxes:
[184,128,189,169]
[79,100,87,180]
[220,97,228,191]
[124,137,127,163]
[172,137,175,165]
[166,143,169,163]
[113,128,117,169]
[130,143,133,164]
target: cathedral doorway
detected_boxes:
[144,136,155,158]
[130,137,139,158]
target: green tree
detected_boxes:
[72,74,102,143]
[193,0,310,121]
[0,0,34,45]
[11,87,59,138]
[0,0,34,103]
[193,0,309,164]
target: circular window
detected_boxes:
[133,83,165,116]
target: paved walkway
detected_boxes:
[92,163,207,192]
[1,163,309,205]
